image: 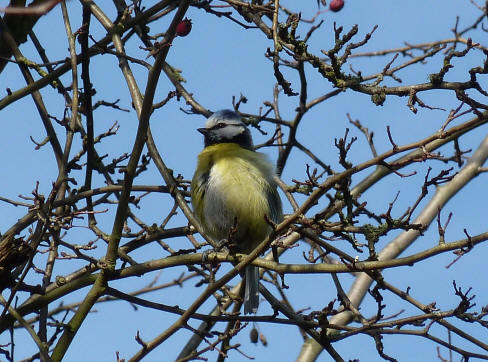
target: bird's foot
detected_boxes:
[216,238,237,253]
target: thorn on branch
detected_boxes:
[93,99,130,112]
[232,93,248,111]
[303,19,324,43]
[116,351,125,362]
[452,139,469,167]
[135,330,147,349]
[348,113,377,157]
[29,135,50,150]
[340,25,378,64]
[372,332,397,362]
[279,272,289,290]
[334,128,357,169]
[386,126,398,152]
[378,161,417,178]
[455,89,487,117]
[436,208,453,244]
[408,89,446,113]
[452,280,475,314]
[445,229,474,269]
[268,47,298,96]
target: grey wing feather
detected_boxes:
[267,181,283,224]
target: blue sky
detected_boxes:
[0,1,487,361]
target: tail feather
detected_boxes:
[244,265,259,314]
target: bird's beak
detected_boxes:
[197,128,208,135]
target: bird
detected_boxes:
[191,109,283,314]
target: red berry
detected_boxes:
[175,18,192,37]
[329,0,344,12]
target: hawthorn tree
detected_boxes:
[0,1,487,361]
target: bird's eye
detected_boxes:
[214,123,227,129]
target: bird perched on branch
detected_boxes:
[191,109,283,314]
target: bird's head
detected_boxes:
[198,110,253,149]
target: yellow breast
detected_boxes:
[192,143,280,251]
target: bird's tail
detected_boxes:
[244,265,259,314]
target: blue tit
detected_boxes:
[191,109,283,314]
